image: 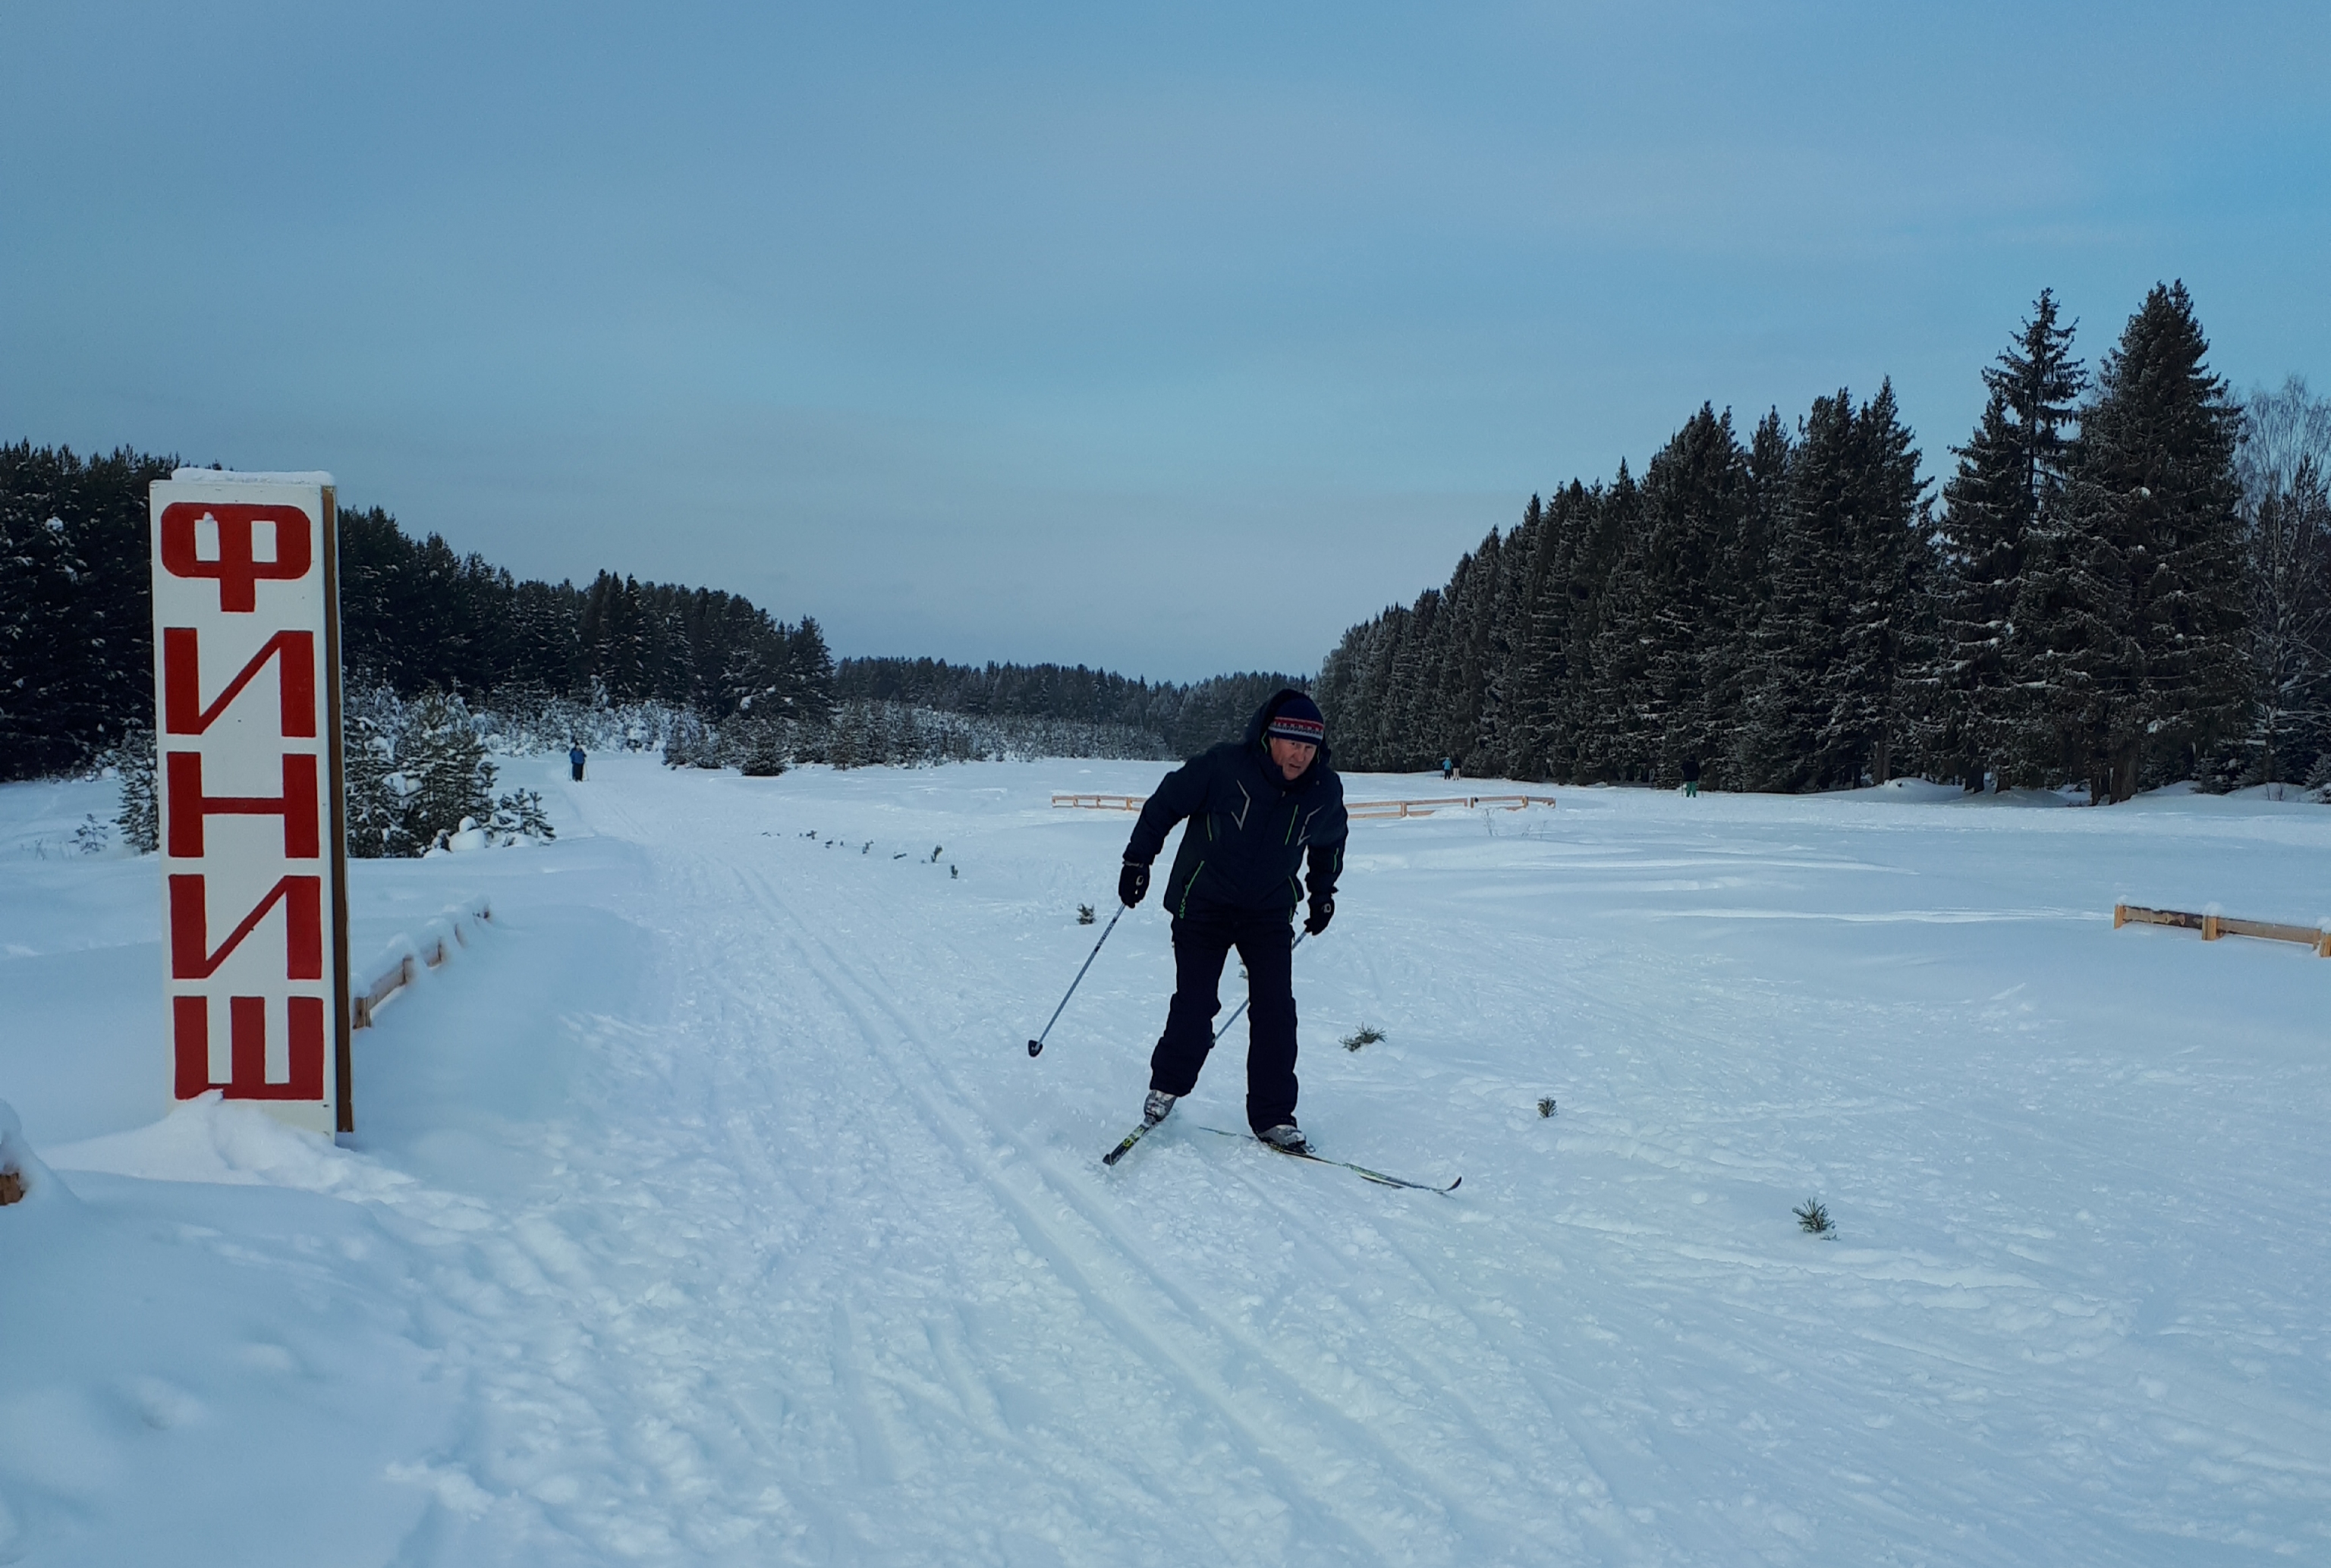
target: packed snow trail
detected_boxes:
[5,759,2329,1564]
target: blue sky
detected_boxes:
[5,2,2326,681]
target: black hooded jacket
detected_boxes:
[1124,689,1348,919]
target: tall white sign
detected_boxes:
[149,472,351,1135]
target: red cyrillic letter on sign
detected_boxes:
[165,752,320,858]
[157,502,313,612]
[168,873,324,981]
[162,627,316,737]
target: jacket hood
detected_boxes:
[1244,688,1333,776]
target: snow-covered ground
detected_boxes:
[4,756,2329,1566]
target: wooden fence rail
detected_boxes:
[2115,901,2331,957]
[1053,792,1556,818]
[351,897,495,1029]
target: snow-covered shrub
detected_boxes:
[398,692,496,850]
[2307,752,2331,803]
[105,721,157,853]
[661,709,722,769]
[343,685,414,859]
[725,713,796,776]
[470,685,691,759]
[490,787,555,844]
[341,684,507,856]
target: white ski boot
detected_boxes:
[1143,1089,1178,1126]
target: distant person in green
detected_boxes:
[1681,756,1700,798]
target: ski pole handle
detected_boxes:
[1028,902,1127,1057]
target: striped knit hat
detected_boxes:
[1266,693,1326,746]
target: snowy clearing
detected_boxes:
[4,758,2329,1566]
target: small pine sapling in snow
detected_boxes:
[2307,752,2331,803]
[1537,1096,1557,1118]
[74,814,109,855]
[1340,1024,1386,1051]
[931,845,943,862]
[108,723,158,853]
[1795,1198,1835,1236]
[492,788,555,844]
[950,865,958,878]
[1077,903,1096,925]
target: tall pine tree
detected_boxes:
[2028,282,2245,800]
[1937,291,2084,790]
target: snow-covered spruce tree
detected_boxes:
[489,787,555,843]
[1738,384,1927,790]
[341,683,415,858]
[1936,291,2086,791]
[1706,410,1792,789]
[2244,457,2331,787]
[660,708,718,768]
[107,721,157,853]
[1519,480,1615,781]
[1467,495,1543,777]
[0,445,173,780]
[395,690,497,848]
[1593,406,1752,786]
[2237,379,2331,787]
[1562,467,1637,781]
[2027,283,2246,802]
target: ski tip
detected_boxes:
[1027,1039,1044,1057]
[1446,1176,1463,1192]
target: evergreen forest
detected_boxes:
[1316,284,2331,803]
[8,279,2328,818]
[0,456,1291,798]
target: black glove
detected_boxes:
[1304,892,1335,935]
[1119,860,1150,908]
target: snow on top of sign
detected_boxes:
[169,467,337,485]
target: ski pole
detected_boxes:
[1213,931,1305,1041]
[1027,903,1127,1057]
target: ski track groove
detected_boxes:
[631,831,1326,1561]
[735,857,1469,1566]
[447,762,2331,1566]
[713,811,1702,1562]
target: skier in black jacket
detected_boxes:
[1116,689,1347,1153]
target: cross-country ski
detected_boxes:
[1197,1125,1461,1192]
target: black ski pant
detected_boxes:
[1148,904,1298,1133]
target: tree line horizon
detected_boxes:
[6,277,2326,803]
[0,449,1295,781]
[1318,282,2331,805]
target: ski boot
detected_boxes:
[1257,1123,1310,1155]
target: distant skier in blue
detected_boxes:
[569,743,587,783]
[1115,690,1347,1153]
